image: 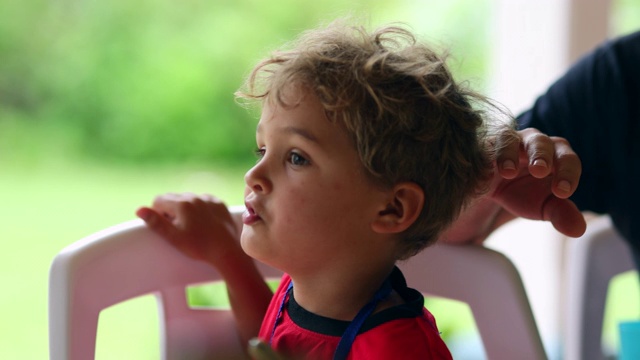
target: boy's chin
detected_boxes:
[240,232,269,261]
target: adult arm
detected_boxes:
[448,30,640,247]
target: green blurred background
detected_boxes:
[1,0,639,359]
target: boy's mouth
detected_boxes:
[242,202,262,225]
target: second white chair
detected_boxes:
[563,215,637,360]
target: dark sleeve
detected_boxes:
[516,30,640,252]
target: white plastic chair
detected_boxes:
[563,215,637,360]
[49,206,546,360]
[404,244,547,360]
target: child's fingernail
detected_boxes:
[502,159,516,171]
[533,158,548,168]
[136,208,150,220]
[558,180,571,193]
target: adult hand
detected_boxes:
[442,128,586,245]
[491,127,586,237]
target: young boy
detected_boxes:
[137,20,513,359]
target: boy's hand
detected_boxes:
[136,193,240,265]
[491,127,586,237]
[247,338,288,360]
[138,195,273,347]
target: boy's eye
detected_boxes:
[254,147,265,159]
[289,151,309,166]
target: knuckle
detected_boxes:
[557,153,582,173]
[527,132,552,145]
[550,136,570,146]
[177,200,195,213]
[519,127,540,136]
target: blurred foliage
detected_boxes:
[612,0,640,35]
[3,0,637,166]
[0,0,352,164]
[0,0,495,166]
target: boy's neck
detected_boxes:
[288,262,400,321]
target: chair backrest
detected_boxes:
[563,215,637,360]
[404,243,547,359]
[49,206,546,360]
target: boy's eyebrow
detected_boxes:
[256,124,319,143]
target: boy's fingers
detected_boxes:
[136,207,179,240]
[247,338,284,360]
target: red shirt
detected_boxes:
[258,268,453,359]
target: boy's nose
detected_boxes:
[244,163,271,193]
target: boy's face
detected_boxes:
[240,89,389,275]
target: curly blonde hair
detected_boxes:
[237,20,514,259]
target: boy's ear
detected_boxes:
[371,182,424,234]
